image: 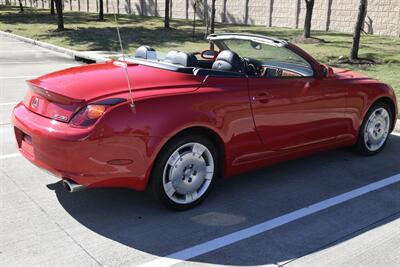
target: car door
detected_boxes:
[211,37,348,151]
[248,75,347,151]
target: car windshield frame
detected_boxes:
[209,34,315,77]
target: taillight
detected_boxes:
[69,105,107,127]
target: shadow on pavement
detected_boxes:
[48,135,400,265]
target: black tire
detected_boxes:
[355,101,393,155]
[149,134,219,210]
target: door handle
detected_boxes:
[253,92,274,103]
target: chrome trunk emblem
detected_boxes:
[53,114,69,121]
[31,97,39,109]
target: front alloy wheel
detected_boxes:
[364,107,390,152]
[356,102,392,155]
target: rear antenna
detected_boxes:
[112,4,135,109]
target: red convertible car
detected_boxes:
[12,33,397,209]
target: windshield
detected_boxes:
[219,39,310,66]
[214,38,314,76]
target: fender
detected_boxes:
[347,81,398,138]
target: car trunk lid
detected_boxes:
[24,83,86,122]
[24,61,202,122]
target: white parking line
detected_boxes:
[0,102,18,106]
[139,173,400,267]
[0,153,21,160]
[392,132,400,137]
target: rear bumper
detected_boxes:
[12,102,155,191]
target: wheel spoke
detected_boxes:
[185,191,198,202]
[206,165,214,173]
[382,110,389,125]
[369,112,376,123]
[164,182,175,197]
[205,173,213,180]
[364,131,369,142]
[192,143,206,155]
[167,151,180,166]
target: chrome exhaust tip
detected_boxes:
[62,179,85,193]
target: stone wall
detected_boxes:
[2,0,399,36]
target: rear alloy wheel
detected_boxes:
[150,135,218,210]
[356,102,392,155]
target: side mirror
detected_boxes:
[321,64,335,78]
[201,50,218,60]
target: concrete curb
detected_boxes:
[0,30,110,63]
[395,119,400,133]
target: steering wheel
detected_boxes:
[243,57,261,76]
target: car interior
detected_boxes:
[132,40,314,78]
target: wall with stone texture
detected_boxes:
[2,0,399,36]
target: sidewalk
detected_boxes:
[0,30,119,63]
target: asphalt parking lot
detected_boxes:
[1,35,399,267]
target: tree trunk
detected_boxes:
[303,0,314,38]
[55,0,64,30]
[185,0,189,19]
[99,0,104,20]
[192,1,196,40]
[18,0,24,12]
[350,0,367,61]
[169,0,172,18]
[209,0,215,49]
[222,0,227,22]
[50,0,55,15]
[204,0,209,38]
[210,0,215,34]
[244,0,249,24]
[164,0,170,28]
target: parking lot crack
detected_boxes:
[0,169,103,266]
